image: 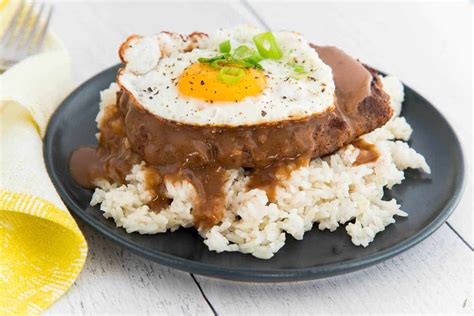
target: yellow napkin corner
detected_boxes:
[0,192,87,315]
[0,1,88,314]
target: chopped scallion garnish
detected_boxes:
[197,34,284,83]
[199,54,231,63]
[219,40,231,53]
[233,45,263,67]
[253,32,283,60]
[233,45,253,59]
[288,61,306,77]
[293,64,305,73]
[217,67,245,84]
[199,45,263,70]
[210,59,226,69]
[290,72,307,80]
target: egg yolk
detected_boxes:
[177,63,266,103]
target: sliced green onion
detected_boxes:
[290,72,307,80]
[232,61,252,68]
[198,54,230,64]
[253,32,283,60]
[219,40,231,53]
[210,59,227,69]
[231,46,263,69]
[217,67,245,84]
[233,45,253,59]
[245,53,263,64]
[288,61,306,74]
[198,57,211,63]
[293,64,305,73]
[246,60,263,69]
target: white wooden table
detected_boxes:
[47,1,473,314]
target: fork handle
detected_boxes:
[0,59,17,73]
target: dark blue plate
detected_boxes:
[44,64,465,282]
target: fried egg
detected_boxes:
[118,25,335,126]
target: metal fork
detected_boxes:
[0,0,53,72]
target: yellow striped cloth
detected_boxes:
[0,1,87,314]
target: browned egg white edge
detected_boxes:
[115,31,338,129]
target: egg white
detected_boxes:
[118,25,335,126]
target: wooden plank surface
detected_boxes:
[196,225,473,314]
[45,1,473,314]
[46,224,213,315]
[249,0,473,246]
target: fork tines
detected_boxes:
[0,1,53,70]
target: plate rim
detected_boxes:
[44,64,466,282]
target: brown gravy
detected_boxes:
[69,45,390,229]
[69,104,141,189]
[246,156,310,202]
[352,139,380,166]
[144,164,226,228]
[314,46,372,115]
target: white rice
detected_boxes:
[91,76,430,259]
